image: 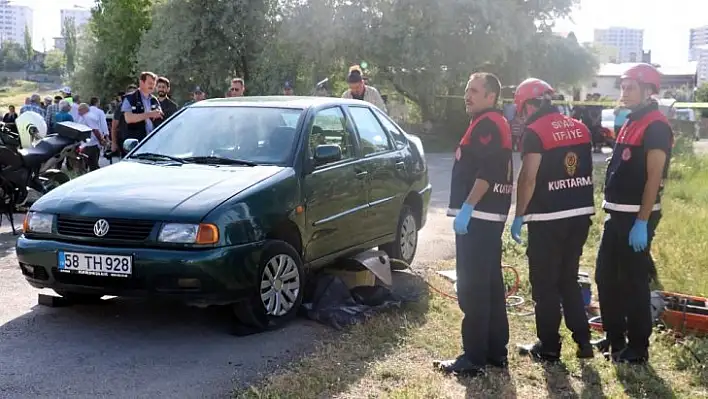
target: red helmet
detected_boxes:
[514,78,554,110]
[620,63,661,94]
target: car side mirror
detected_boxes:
[313,144,342,166]
[123,138,139,153]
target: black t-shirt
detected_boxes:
[157,97,179,127]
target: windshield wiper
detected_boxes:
[131,152,186,163]
[180,156,257,166]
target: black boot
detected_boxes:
[591,337,610,353]
[611,347,648,364]
[576,342,594,359]
[486,356,508,369]
[433,355,486,377]
[517,341,560,362]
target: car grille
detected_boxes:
[56,215,155,241]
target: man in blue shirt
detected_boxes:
[120,72,163,149]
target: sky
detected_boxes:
[554,0,706,66]
[12,0,94,51]
[13,0,708,67]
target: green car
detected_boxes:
[17,96,431,329]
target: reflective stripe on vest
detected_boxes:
[602,201,661,213]
[522,206,595,222]
[446,208,509,222]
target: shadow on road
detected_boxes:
[0,257,428,398]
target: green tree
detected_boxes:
[71,0,152,98]
[695,83,708,118]
[138,0,280,99]
[43,49,66,75]
[62,16,78,75]
[23,24,33,67]
[1,41,26,71]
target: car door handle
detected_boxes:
[355,169,368,179]
[395,161,405,170]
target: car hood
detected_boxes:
[32,161,286,221]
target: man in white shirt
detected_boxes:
[89,97,109,138]
[77,103,106,171]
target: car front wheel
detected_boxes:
[380,204,418,270]
[233,240,304,331]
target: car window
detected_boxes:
[372,108,406,149]
[348,106,392,156]
[130,106,304,165]
[309,106,354,161]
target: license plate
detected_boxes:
[58,251,133,278]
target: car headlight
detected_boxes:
[158,223,219,244]
[23,212,54,234]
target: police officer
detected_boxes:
[182,86,206,108]
[433,72,513,377]
[111,84,137,157]
[594,63,673,364]
[121,72,163,146]
[510,78,595,361]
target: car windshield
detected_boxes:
[130,106,304,165]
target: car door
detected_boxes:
[346,105,406,240]
[302,106,369,262]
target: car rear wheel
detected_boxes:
[233,240,304,331]
[380,204,418,270]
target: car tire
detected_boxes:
[54,290,103,304]
[380,204,418,270]
[233,240,305,331]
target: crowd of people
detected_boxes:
[438,63,672,377]
[1,63,389,174]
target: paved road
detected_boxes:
[0,151,610,399]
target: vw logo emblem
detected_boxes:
[93,219,110,237]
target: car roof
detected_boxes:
[190,96,372,110]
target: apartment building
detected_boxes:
[55,7,92,51]
[593,27,644,63]
[0,0,33,45]
[689,26,708,62]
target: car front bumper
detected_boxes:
[16,236,265,306]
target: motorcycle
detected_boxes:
[16,111,89,177]
[0,118,91,234]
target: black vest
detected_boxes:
[524,111,595,222]
[448,110,513,223]
[603,105,672,214]
[125,90,160,141]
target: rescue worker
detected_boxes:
[433,72,513,376]
[594,63,673,364]
[120,72,163,145]
[510,78,595,361]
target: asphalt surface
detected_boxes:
[0,150,610,399]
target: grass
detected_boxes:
[235,153,708,398]
[0,80,56,113]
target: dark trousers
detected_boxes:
[455,218,508,366]
[82,145,101,171]
[595,211,661,352]
[527,216,592,351]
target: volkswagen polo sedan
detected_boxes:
[17,96,431,329]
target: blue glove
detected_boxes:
[453,203,474,235]
[510,216,524,244]
[629,219,648,252]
